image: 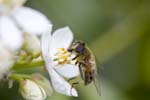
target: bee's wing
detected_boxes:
[90,51,101,96]
[93,70,101,96]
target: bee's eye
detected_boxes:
[76,44,85,53]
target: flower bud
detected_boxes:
[31,73,53,97]
[19,79,47,100]
[23,33,41,58]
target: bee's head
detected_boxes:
[68,41,86,54]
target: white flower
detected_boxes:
[0,0,27,13]
[20,79,47,100]
[0,42,14,79]
[41,25,80,97]
[0,0,51,50]
[23,33,41,58]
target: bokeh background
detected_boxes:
[0,0,150,100]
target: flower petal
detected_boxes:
[20,79,47,100]
[0,15,23,50]
[46,64,78,97]
[0,3,10,14]
[12,7,51,35]
[50,27,73,56]
[0,43,14,79]
[41,25,52,60]
[54,64,80,78]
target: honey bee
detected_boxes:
[68,40,101,95]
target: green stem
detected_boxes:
[12,60,45,70]
[9,73,31,82]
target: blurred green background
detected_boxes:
[0,0,150,100]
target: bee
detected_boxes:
[68,40,101,95]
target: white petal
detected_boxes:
[46,64,78,97]
[41,25,52,60]
[12,7,51,35]
[20,79,47,100]
[0,16,23,50]
[0,4,10,14]
[50,27,73,56]
[0,60,13,79]
[54,64,80,78]
[0,43,14,79]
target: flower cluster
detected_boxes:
[0,0,50,79]
[0,0,81,100]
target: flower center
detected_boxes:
[53,48,75,65]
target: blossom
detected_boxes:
[31,73,53,97]
[19,79,47,100]
[0,0,51,80]
[0,0,50,50]
[41,25,80,97]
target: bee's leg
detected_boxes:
[75,61,79,65]
[68,77,79,96]
[72,54,80,60]
[67,77,77,83]
[78,63,85,81]
[70,82,79,96]
[68,49,73,52]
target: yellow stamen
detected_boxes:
[59,48,67,53]
[63,56,68,60]
[53,48,73,65]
